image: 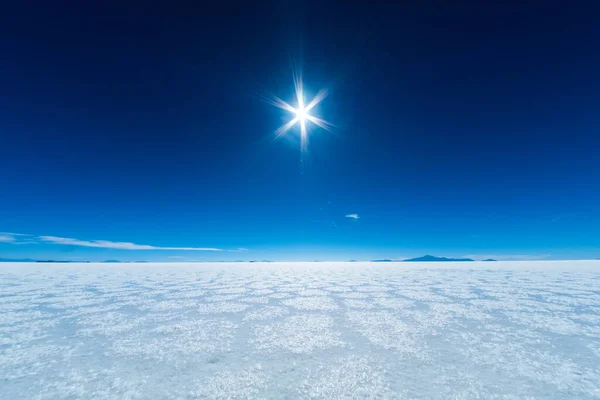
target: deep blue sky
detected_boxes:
[1,2,599,261]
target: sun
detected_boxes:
[295,105,307,124]
[267,72,332,151]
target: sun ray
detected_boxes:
[275,116,299,138]
[267,96,297,113]
[306,115,334,131]
[293,69,304,110]
[305,88,328,112]
[300,119,307,152]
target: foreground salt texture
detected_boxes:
[1,261,600,399]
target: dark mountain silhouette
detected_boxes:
[404,255,474,262]
[371,259,393,262]
[483,258,497,261]
[0,258,36,262]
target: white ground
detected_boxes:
[1,261,600,399]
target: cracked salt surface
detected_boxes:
[1,261,600,399]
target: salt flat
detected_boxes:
[1,261,600,399]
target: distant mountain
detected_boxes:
[1,258,91,263]
[404,255,474,262]
[483,258,497,262]
[103,260,121,263]
[371,259,393,262]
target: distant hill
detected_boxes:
[404,255,474,262]
[1,258,90,263]
[371,259,393,262]
[483,258,497,261]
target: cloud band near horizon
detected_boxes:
[0,233,231,251]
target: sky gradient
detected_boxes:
[1,2,599,261]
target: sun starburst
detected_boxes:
[268,72,332,152]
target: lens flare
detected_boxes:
[269,73,332,151]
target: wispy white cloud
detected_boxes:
[345,214,360,220]
[228,248,248,252]
[38,236,223,251]
[0,232,37,244]
[0,235,16,243]
[1,232,227,251]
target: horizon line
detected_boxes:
[1,259,599,264]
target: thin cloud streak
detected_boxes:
[345,214,360,220]
[0,235,16,243]
[0,233,36,244]
[1,232,227,251]
[38,236,223,251]
[228,248,249,252]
